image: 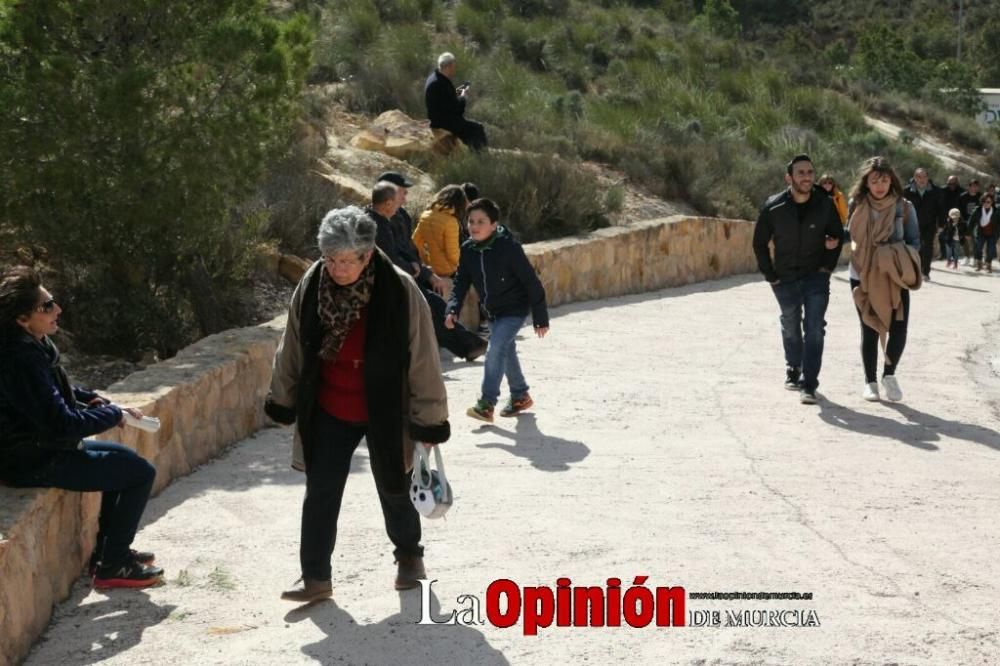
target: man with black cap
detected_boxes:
[371,173,488,362]
[753,154,843,405]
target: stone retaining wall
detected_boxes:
[0,214,759,664]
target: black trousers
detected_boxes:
[421,285,485,358]
[919,228,936,277]
[300,410,422,581]
[850,279,910,383]
[454,119,488,151]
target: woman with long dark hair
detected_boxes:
[846,157,921,403]
[0,266,162,588]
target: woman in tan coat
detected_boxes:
[265,206,450,603]
[411,185,468,299]
[846,157,921,403]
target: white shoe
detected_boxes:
[862,382,880,402]
[881,375,902,402]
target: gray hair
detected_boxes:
[317,206,377,256]
[437,52,455,69]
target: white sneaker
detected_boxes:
[881,375,902,402]
[862,382,880,402]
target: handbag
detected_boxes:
[409,444,453,519]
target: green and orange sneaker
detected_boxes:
[500,393,533,417]
[466,398,495,423]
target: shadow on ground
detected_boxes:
[818,398,1000,453]
[475,413,589,471]
[285,588,508,665]
[27,579,175,665]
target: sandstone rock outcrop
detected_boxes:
[350,110,461,159]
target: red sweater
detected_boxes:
[318,309,368,422]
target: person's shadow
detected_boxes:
[817,398,1000,453]
[286,587,509,665]
[475,413,589,471]
[25,579,175,665]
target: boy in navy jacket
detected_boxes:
[445,199,549,421]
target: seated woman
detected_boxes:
[411,184,468,300]
[0,267,162,589]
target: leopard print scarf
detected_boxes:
[317,258,376,361]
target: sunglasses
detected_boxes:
[35,298,57,313]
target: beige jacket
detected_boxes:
[267,256,449,474]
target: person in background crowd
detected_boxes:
[943,208,962,269]
[846,157,920,403]
[959,179,981,265]
[753,154,843,405]
[970,192,997,273]
[940,175,965,261]
[819,174,849,225]
[0,266,162,589]
[411,185,468,301]
[367,180,488,362]
[902,168,944,281]
[266,207,450,603]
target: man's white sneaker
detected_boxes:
[862,382,880,402]
[881,375,902,402]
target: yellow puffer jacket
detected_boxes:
[832,189,848,225]
[412,204,461,276]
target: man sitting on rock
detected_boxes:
[424,52,487,152]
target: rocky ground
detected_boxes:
[23,259,1000,666]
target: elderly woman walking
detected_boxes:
[0,266,161,588]
[265,206,450,604]
[847,157,921,403]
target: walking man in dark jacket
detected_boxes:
[753,154,844,405]
[424,52,487,151]
[902,168,945,280]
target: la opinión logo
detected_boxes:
[418,576,686,635]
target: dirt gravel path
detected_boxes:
[23,263,1000,666]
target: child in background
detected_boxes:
[445,198,549,422]
[944,208,962,269]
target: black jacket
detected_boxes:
[424,69,466,132]
[959,191,981,221]
[941,185,964,220]
[753,189,843,283]
[0,334,121,483]
[447,227,549,328]
[370,206,433,286]
[902,181,945,234]
[969,206,997,239]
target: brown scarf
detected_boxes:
[317,257,375,361]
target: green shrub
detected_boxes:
[432,151,612,242]
[0,0,312,355]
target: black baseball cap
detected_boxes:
[376,171,414,188]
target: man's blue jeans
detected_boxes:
[770,271,831,392]
[481,316,529,405]
[11,441,156,568]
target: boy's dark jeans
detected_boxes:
[300,410,423,581]
[10,441,156,568]
[770,271,831,392]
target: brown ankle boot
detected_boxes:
[394,555,426,590]
[281,578,332,603]
[988,261,993,273]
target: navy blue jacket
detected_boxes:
[0,334,121,482]
[447,227,549,328]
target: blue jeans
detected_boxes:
[944,239,960,262]
[10,441,155,568]
[481,316,529,405]
[975,235,998,263]
[770,271,831,392]
[300,410,422,581]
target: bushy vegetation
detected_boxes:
[0,0,311,355]
[312,0,965,223]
